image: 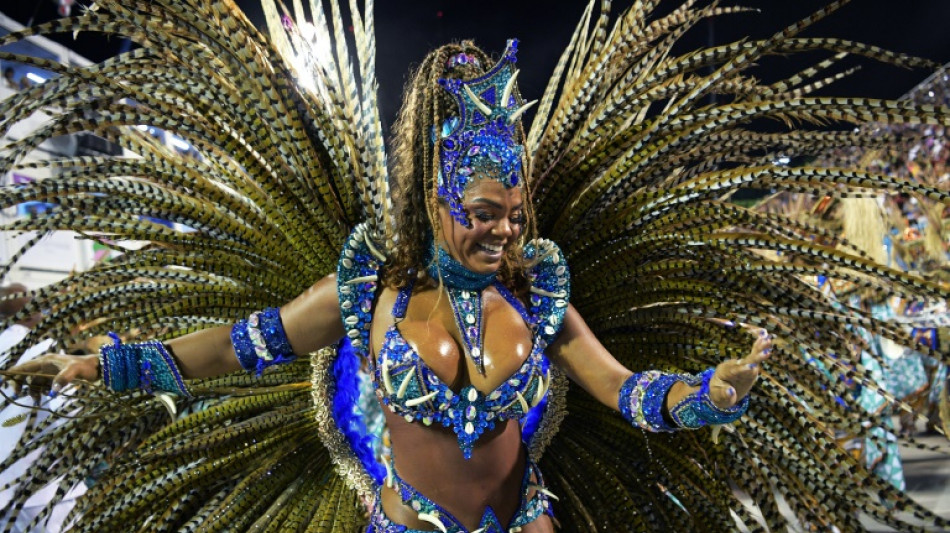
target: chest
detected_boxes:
[372,286,534,394]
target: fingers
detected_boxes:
[713,328,772,406]
[3,361,41,398]
[742,328,773,367]
[3,354,70,399]
[51,367,79,398]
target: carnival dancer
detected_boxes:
[1,1,949,531]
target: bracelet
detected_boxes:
[669,368,749,429]
[99,333,190,396]
[230,307,297,375]
[618,371,694,432]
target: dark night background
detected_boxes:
[4,1,950,134]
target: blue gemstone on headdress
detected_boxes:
[481,86,497,106]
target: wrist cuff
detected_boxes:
[99,333,190,396]
[669,368,749,429]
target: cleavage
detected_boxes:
[394,291,533,395]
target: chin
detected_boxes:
[465,256,503,274]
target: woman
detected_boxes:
[3,1,949,531]
[8,40,770,533]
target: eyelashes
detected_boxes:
[473,211,525,225]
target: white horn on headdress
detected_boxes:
[501,69,520,109]
[464,85,493,116]
[508,99,537,123]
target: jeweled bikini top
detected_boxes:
[337,223,570,458]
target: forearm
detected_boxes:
[166,325,243,379]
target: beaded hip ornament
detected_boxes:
[436,39,537,228]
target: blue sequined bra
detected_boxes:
[376,281,549,459]
[337,223,571,460]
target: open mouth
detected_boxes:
[476,242,504,256]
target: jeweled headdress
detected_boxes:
[437,39,537,227]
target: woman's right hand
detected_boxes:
[5,353,99,399]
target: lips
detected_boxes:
[476,242,504,257]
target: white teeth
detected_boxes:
[480,243,503,252]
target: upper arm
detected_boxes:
[547,304,633,411]
[279,273,346,355]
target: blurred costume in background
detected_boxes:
[1,1,950,531]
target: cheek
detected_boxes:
[466,221,493,240]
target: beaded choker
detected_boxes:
[426,244,497,374]
[426,245,496,291]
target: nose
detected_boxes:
[493,217,514,237]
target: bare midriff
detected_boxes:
[382,410,533,530]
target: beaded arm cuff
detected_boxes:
[99,333,190,396]
[618,371,689,432]
[230,307,297,376]
[669,368,749,429]
[618,368,749,431]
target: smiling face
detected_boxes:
[438,179,525,275]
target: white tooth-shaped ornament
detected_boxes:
[346,275,378,285]
[417,513,448,533]
[501,69,520,109]
[397,371,413,399]
[364,232,387,262]
[381,361,395,395]
[515,391,529,413]
[529,286,565,298]
[529,484,560,501]
[384,459,395,488]
[464,85,493,117]
[155,392,177,418]
[405,391,438,407]
[532,374,547,407]
[472,528,486,533]
[508,100,537,123]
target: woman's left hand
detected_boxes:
[708,329,772,409]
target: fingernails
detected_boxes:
[763,348,772,356]
[748,363,757,369]
[728,387,735,396]
[724,320,736,328]
[48,383,61,399]
[759,329,768,337]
